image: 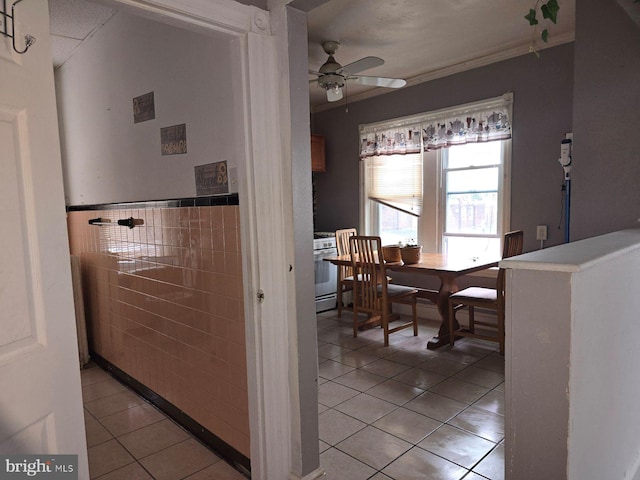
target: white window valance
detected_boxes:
[359,125,423,158]
[359,92,513,158]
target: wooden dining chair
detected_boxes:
[447,230,524,354]
[349,235,418,346]
[335,228,357,318]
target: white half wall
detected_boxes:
[568,233,640,479]
[55,10,240,205]
[502,229,640,479]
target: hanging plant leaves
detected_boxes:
[524,8,539,25]
[541,0,560,24]
[541,29,549,42]
[526,0,562,54]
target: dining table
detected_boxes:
[324,252,499,349]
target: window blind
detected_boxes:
[360,93,512,219]
[367,154,423,217]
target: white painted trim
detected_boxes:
[501,137,513,241]
[102,2,297,479]
[359,92,513,133]
[289,466,327,480]
[106,0,258,34]
[245,30,294,480]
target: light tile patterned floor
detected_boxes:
[81,364,247,480]
[82,308,505,479]
[317,309,505,480]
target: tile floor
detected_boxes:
[317,309,505,480]
[82,308,505,480]
[81,364,247,479]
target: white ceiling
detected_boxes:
[48,0,116,67]
[47,0,577,110]
[306,0,576,110]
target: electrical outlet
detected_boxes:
[536,225,548,241]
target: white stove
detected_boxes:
[313,232,337,312]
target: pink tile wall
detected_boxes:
[67,205,250,457]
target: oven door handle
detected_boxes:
[314,249,338,261]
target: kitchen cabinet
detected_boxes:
[311,134,326,172]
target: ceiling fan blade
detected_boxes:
[339,56,384,75]
[351,75,407,88]
[326,87,343,102]
[309,69,320,75]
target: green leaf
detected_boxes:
[525,8,538,25]
[541,29,549,42]
[541,0,560,24]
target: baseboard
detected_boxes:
[90,353,251,477]
[288,466,326,480]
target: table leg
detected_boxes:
[426,276,459,350]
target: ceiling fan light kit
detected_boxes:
[326,83,343,101]
[310,40,407,102]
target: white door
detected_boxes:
[0,1,88,476]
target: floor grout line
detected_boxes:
[84,311,504,479]
[318,311,504,479]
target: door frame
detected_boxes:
[100,1,317,478]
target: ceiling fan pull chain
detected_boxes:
[345,82,349,113]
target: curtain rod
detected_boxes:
[359,92,513,134]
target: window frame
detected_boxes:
[361,139,511,257]
[439,139,511,257]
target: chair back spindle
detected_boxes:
[497,230,525,302]
[336,228,357,278]
[335,228,357,317]
[449,229,524,355]
[348,235,418,346]
[350,236,383,313]
[502,230,524,259]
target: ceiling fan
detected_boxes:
[309,41,407,102]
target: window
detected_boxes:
[366,154,421,245]
[375,202,419,246]
[442,141,506,261]
[360,94,512,258]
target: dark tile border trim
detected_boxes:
[90,352,251,477]
[67,193,239,212]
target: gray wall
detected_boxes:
[571,0,640,241]
[55,11,241,205]
[312,44,575,253]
